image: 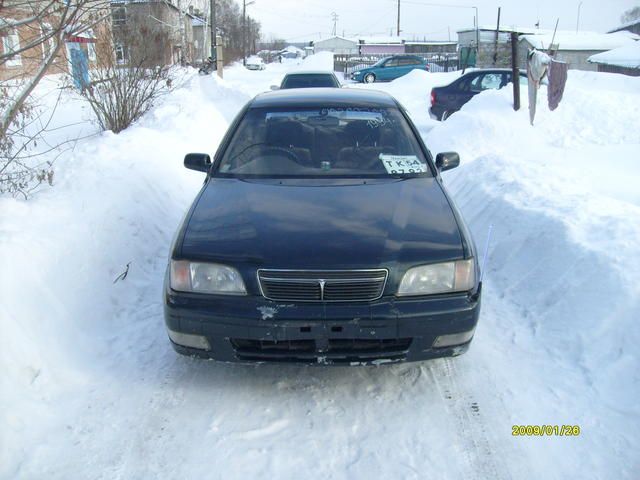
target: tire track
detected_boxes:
[426,358,512,480]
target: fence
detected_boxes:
[334,53,460,76]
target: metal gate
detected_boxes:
[334,53,460,76]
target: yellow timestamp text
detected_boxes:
[512,425,581,436]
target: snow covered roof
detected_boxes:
[520,31,639,51]
[608,18,640,33]
[588,42,640,68]
[405,40,457,45]
[457,25,542,34]
[282,45,303,53]
[314,36,358,45]
[353,36,405,44]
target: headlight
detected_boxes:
[170,260,247,295]
[397,259,475,296]
[352,71,360,76]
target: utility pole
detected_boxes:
[576,1,583,33]
[242,0,255,66]
[493,7,501,65]
[331,12,338,37]
[176,0,188,64]
[210,0,216,60]
[396,0,401,36]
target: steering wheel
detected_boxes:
[261,146,312,167]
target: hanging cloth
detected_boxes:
[548,59,568,111]
[527,49,551,125]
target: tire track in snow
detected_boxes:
[427,358,512,480]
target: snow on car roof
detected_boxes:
[251,88,397,108]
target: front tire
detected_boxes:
[364,73,376,84]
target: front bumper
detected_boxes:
[164,284,481,365]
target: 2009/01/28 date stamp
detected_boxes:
[512,425,581,437]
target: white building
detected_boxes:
[313,36,359,55]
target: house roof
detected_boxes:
[353,36,405,44]
[608,18,640,33]
[404,41,457,45]
[520,31,639,51]
[457,25,543,35]
[314,36,358,46]
[588,42,640,68]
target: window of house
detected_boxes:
[85,29,96,62]
[2,25,22,66]
[112,6,126,27]
[41,23,55,59]
[115,44,128,64]
[87,42,96,62]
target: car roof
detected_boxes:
[251,88,398,109]
[461,68,526,75]
[282,70,337,76]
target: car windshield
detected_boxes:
[216,106,432,178]
[373,58,388,67]
[281,74,338,89]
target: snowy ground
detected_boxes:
[1,53,639,479]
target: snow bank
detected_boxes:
[427,73,640,476]
[298,51,334,70]
[0,72,223,474]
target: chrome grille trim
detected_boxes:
[258,269,388,302]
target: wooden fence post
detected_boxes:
[511,32,520,111]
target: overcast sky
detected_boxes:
[247,0,638,42]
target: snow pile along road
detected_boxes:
[1,57,639,479]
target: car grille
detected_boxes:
[258,269,388,302]
[231,338,412,363]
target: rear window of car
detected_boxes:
[216,106,432,178]
[281,74,338,89]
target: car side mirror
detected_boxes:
[435,152,460,172]
[184,153,212,172]
[270,85,279,90]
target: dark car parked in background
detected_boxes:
[430,69,528,121]
[164,88,481,365]
[275,71,341,90]
[351,55,429,83]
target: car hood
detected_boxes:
[180,177,464,269]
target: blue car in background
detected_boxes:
[351,55,429,83]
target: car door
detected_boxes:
[394,57,415,78]
[380,57,399,80]
[447,73,480,111]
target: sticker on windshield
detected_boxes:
[379,154,427,174]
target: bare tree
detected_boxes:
[620,6,640,24]
[78,26,177,133]
[1,0,110,196]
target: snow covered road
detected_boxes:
[1,55,639,479]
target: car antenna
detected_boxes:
[480,224,493,282]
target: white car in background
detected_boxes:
[246,56,266,70]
